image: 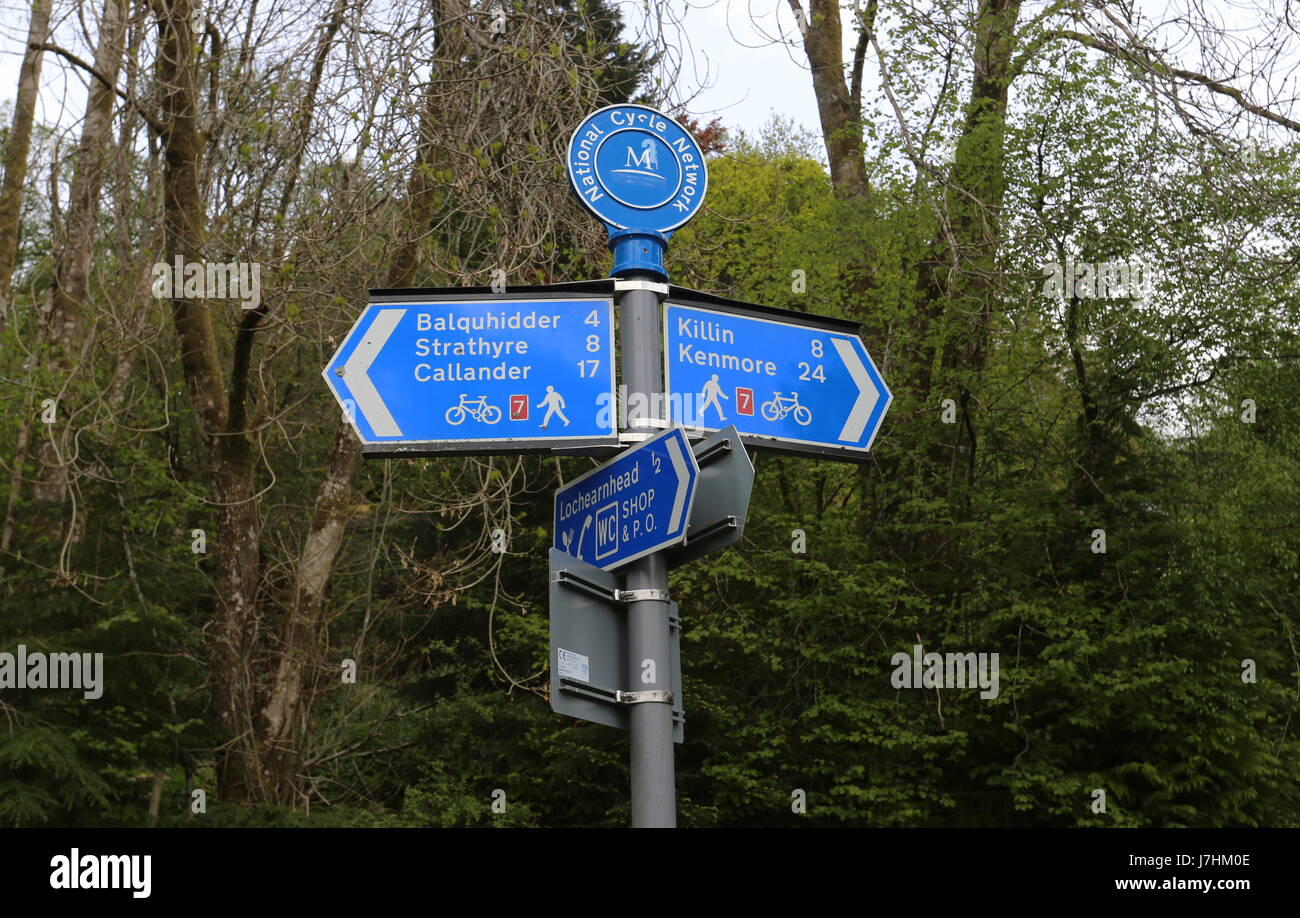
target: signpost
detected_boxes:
[322,295,617,454]
[664,301,892,459]
[553,427,698,570]
[322,99,890,828]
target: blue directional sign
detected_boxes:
[554,427,699,570]
[566,104,708,234]
[663,302,892,458]
[322,297,617,453]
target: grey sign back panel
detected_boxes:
[670,425,755,567]
[549,549,626,732]
[548,549,683,743]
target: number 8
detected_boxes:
[811,339,823,358]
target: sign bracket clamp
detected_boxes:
[693,436,735,467]
[558,678,676,708]
[681,515,737,547]
[618,588,670,603]
[617,690,674,705]
[553,568,618,604]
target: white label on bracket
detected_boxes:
[557,648,590,682]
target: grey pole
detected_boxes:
[616,272,676,828]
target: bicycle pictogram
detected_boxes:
[760,390,812,426]
[445,394,502,425]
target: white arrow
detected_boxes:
[343,308,405,437]
[666,434,691,533]
[833,336,879,443]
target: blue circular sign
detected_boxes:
[566,104,709,233]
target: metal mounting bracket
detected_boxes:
[613,278,669,294]
[617,690,674,704]
[617,588,670,602]
[681,515,736,547]
[553,567,619,603]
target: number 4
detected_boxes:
[585,309,601,327]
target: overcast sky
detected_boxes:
[633,0,825,137]
[1,2,1284,154]
[0,1,825,138]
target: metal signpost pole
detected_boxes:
[565,103,712,827]
[618,272,676,827]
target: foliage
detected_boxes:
[1,4,1297,828]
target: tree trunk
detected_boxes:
[34,0,129,507]
[50,0,128,363]
[898,0,1022,476]
[254,12,466,800]
[0,0,51,330]
[930,0,1022,480]
[793,0,869,199]
[156,0,263,800]
[258,419,360,792]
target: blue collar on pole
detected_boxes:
[607,228,671,279]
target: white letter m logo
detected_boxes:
[626,139,659,172]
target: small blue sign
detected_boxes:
[663,303,892,456]
[554,428,699,570]
[322,297,617,450]
[566,104,708,235]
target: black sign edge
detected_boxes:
[360,439,621,459]
[734,434,879,464]
[365,281,864,337]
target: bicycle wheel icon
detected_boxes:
[445,405,467,425]
[481,405,502,424]
[793,405,812,426]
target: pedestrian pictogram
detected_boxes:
[538,385,570,429]
[699,373,728,421]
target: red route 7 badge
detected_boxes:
[735,387,754,416]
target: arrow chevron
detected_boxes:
[833,336,878,443]
[343,308,405,437]
[666,434,690,533]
